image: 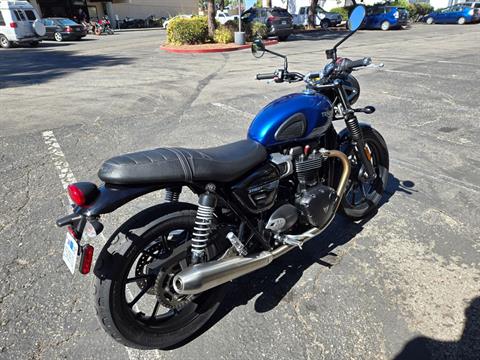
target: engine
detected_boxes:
[293,147,338,229]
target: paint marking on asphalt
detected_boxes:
[212,102,254,119]
[42,130,76,189]
[42,130,163,360]
[382,69,432,78]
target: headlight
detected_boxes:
[393,11,399,19]
[469,9,474,16]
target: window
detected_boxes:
[57,19,78,25]
[271,8,290,17]
[260,9,267,17]
[24,10,36,20]
[0,12,5,26]
[300,7,305,15]
[14,10,26,21]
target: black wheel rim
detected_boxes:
[344,142,385,208]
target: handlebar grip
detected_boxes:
[349,57,372,68]
[256,73,276,80]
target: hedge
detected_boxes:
[167,16,209,45]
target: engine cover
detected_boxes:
[296,185,337,229]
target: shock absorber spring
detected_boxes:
[164,187,180,202]
[191,190,216,264]
[345,116,362,141]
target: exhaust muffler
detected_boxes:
[173,150,350,296]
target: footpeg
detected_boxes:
[281,237,303,249]
[226,232,248,256]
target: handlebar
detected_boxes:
[256,73,276,80]
[337,57,372,72]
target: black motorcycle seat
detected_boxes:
[98,139,267,185]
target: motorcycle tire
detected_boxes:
[340,127,389,220]
[94,202,228,349]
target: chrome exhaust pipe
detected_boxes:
[173,150,351,296]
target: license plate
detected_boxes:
[282,20,287,25]
[63,232,78,274]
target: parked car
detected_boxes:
[216,11,238,24]
[119,17,146,29]
[42,18,87,42]
[425,4,480,24]
[364,5,409,30]
[163,14,192,29]
[293,6,343,29]
[241,7,293,41]
[0,0,45,48]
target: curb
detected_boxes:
[160,39,278,54]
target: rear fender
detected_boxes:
[78,184,163,217]
[94,202,197,281]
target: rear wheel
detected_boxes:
[30,41,40,47]
[381,21,390,31]
[54,32,63,42]
[458,17,466,25]
[278,35,289,41]
[426,17,434,24]
[340,127,389,220]
[94,205,228,349]
[0,35,11,48]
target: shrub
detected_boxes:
[214,25,234,44]
[330,7,349,21]
[167,16,209,45]
[251,22,268,39]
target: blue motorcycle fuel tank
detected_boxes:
[247,93,333,147]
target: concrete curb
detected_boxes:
[160,39,278,54]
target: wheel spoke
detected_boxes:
[150,301,160,318]
[127,281,153,308]
[125,274,153,284]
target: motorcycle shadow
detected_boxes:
[169,172,415,349]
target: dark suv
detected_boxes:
[241,7,293,41]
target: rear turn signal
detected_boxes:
[9,22,17,28]
[67,182,99,207]
[79,244,94,275]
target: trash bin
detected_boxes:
[234,31,246,45]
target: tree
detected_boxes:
[308,0,318,29]
[207,0,217,38]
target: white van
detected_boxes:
[0,0,45,48]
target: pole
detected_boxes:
[238,0,241,32]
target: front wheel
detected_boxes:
[426,17,434,25]
[458,17,466,25]
[340,127,389,220]
[94,204,228,349]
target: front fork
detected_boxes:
[336,80,377,180]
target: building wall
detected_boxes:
[271,0,377,13]
[111,0,197,19]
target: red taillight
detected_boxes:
[67,184,86,206]
[67,182,99,207]
[79,244,94,275]
[67,225,79,240]
[66,26,72,33]
[10,22,17,28]
[267,16,279,22]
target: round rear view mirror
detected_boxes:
[251,38,265,58]
[348,5,366,31]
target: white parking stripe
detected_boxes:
[212,102,254,118]
[42,130,163,360]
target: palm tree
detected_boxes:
[207,0,217,38]
[308,0,319,29]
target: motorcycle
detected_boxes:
[56,6,389,349]
[95,17,114,35]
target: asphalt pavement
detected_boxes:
[0,24,479,360]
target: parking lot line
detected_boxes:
[42,129,164,360]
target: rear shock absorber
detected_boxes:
[191,185,217,264]
[164,187,181,202]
